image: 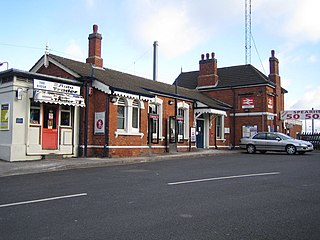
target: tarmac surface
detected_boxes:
[0,149,239,177]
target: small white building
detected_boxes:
[0,69,84,161]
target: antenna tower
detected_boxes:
[245,0,252,64]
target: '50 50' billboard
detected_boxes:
[281,110,320,120]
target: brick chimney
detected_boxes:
[86,24,103,68]
[269,50,279,83]
[197,52,218,89]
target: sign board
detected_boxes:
[242,125,257,138]
[190,127,196,142]
[242,97,254,109]
[281,110,320,120]
[94,112,105,134]
[267,97,273,109]
[0,104,9,130]
[34,79,81,95]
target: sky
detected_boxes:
[1,0,319,131]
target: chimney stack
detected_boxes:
[86,24,103,68]
[269,50,279,79]
[197,52,218,89]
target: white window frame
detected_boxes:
[216,115,225,140]
[114,97,144,137]
[177,101,190,139]
[149,97,163,139]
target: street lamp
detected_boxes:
[0,61,9,70]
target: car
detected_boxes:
[239,132,314,155]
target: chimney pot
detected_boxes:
[271,50,275,57]
[211,52,215,59]
[93,24,98,33]
[206,53,210,60]
[201,54,205,60]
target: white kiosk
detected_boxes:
[0,69,84,161]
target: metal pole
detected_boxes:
[153,41,158,81]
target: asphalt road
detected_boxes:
[1,151,320,240]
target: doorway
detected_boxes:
[42,104,59,149]
[196,119,204,148]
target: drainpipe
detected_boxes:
[104,94,109,157]
[84,77,89,157]
[84,65,94,157]
[232,88,236,149]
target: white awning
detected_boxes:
[34,90,85,107]
[195,108,227,116]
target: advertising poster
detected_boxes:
[0,104,9,130]
[94,112,105,135]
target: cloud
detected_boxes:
[285,0,320,42]
[290,85,320,109]
[126,0,243,58]
[255,0,320,43]
[65,40,84,60]
[308,55,318,64]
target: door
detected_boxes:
[42,104,59,149]
[196,120,204,148]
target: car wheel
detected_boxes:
[246,144,256,154]
[286,145,296,155]
[260,150,267,154]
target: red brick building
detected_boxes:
[30,25,230,158]
[175,50,294,147]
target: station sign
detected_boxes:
[281,110,320,120]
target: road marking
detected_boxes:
[168,172,280,186]
[0,193,87,208]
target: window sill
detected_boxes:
[115,131,144,138]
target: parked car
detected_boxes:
[239,132,314,155]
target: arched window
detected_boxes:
[117,98,126,130]
[132,99,140,131]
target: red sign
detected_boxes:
[267,97,273,109]
[242,97,254,109]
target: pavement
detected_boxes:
[0,149,239,177]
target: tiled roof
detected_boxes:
[174,64,281,90]
[45,54,231,111]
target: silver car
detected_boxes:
[239,132,314,155]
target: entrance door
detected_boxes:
[196,120,204,148]
[42,104,59,149]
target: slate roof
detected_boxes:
[35,54,231,111]
[174,64,288,93]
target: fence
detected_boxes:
[297,132,320,150]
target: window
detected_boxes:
[30,101,40,124]
[253,133,266,140]
[177,102,190,139]
[216,115,222,139]
[177,109,184,142]
[117,98,126,130]
[148,98,163,139]
[266,133,278,140]
[60,106,71,126]
[115,97,143,136]
[132,100,139,129]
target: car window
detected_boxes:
[267,133,278,140]
[253,133,266,140]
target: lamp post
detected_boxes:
[0,61,9,70]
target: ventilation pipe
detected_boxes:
[153,41,158,81]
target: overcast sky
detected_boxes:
[1,0,319,131]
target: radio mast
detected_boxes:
[245,0,252,64]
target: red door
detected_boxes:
[42,104,59,149]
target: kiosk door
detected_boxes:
[42,104,59,149]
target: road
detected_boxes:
[1,151,320,239]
